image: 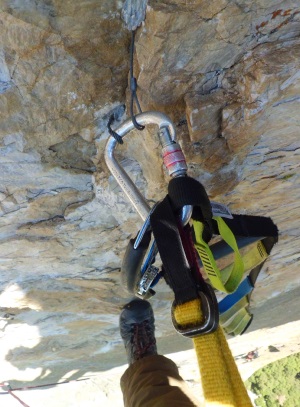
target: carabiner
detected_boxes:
[105,112,193,298]
[105,111,192,222]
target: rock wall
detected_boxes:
[0,0,299,386]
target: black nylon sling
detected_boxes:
[168,177,212,221]
[217,215,278,238]
[150,195,199,304]
[150,177,213,304]
[150,176,278,307]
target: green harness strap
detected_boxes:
[193,218,271,335]
[220,240,268,285]
[193,216,245,294]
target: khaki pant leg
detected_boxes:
[120,355,200,407]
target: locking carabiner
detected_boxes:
[105,111,191,222]
[105,111,192,298]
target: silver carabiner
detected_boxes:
[105,111,192,223]
[105,111,192,298]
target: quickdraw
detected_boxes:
[104,111,278,406]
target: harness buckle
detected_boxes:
[171,284,219,337]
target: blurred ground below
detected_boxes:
[1,288,299,407]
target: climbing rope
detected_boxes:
[108,113,124,144]
[129,30,144,131]
[0,382,30,407]
[0,378,89,407]
[108,29,144,143]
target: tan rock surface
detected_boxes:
[0,1,299,402]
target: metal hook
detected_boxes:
[105,111,192,222]
[105,112,193,298]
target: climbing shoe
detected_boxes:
[120,299,157,365]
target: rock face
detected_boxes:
[0,0,300,388]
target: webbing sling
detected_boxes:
[220,240,268,286]
[193,217,245,293]
[192,203,277,335]
[150,193,202,304]
[174,301,253,407]
[150,176,277,405]
[150,177,212,305]
[219,237,277,335]
[150,178,252,406]
[193,215,278,294]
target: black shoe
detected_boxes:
[120,299,157,365]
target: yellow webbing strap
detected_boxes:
[174,300,252,407]
[221,309,252,336]
[221,241,268,284]
[219,296,249,325]
[193,217,244,294]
